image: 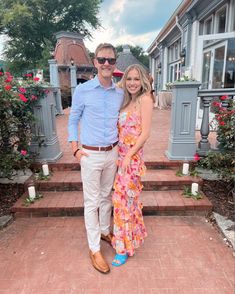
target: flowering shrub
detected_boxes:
[195,96,235,182]
[211,96,235,151]
[0,70,47,178]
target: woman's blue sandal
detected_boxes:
[112,253,128,267]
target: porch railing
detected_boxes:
[166,83,235,160]
[197,88,235,156]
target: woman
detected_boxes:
[112,64,155,266]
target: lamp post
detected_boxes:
[70,57,77,96]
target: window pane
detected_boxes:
[224,39,235,88]
[202,52,211,89]
[212,46,225,88]
[217,8,226,33]
[205,18,212,34]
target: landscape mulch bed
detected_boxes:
[202,180,235,222]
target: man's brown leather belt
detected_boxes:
[82,141,118,151]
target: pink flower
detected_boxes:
[33,77,40,81]
[24,73,32,77]
[194,153,200,161]
[19,87,26,93]
[20,150,27,156]
[31,95,37,101]
[4,85,12,91]
[0,72,3,76]
[212,102,220,107]
[220,95,228,101]
[18,93,28,102]
[219,121,225,126]
[5,77,13,83]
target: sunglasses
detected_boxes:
[96,57,116,65]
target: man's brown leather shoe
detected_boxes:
[89,250,110,274]
[101,233,113,245]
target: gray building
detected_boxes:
[147,0,235,92]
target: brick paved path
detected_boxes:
[1,108,234,293]
[0,216,234,293]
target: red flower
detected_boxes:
[33,77,40,81]
[4,85,12,91]
[212,101,221,107]
[24,73,32,77]
[31,95,37,100]
[5,77,13,83]
[219,121,225,126]
[19,87,26,93]
[0,72,3,76]
[194,153,200,161]
[18,93,27,102]
[220,95,228,101]
[20,150,27,156]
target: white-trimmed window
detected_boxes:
[204,16,213,34]
[215,5,228,33]
[169,62,181,82]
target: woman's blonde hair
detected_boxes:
[120,64,155,110]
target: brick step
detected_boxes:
[29,170,202,192]
[32,160,185,172]
[11,190,212,218]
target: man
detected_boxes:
[68,43,123,274]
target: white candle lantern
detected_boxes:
[191,183,199,196]
[182,163,189,175]
[28,184,36,200]
[42,163,49,176]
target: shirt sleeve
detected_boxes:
[67,85,85,142]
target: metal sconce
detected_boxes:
[180,48,186,66]
[49,48,54,59]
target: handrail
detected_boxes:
[198,88,235,97]
[197,88,234,156]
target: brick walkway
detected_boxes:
[1,108,234,293]
[0,216,234,293]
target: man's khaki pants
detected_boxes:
[80,146,118,253]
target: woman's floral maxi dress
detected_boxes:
[112,110,147,256]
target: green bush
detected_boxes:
[195,96,235,182]
[0,71,47,178]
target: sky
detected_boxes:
[0,0,182,58]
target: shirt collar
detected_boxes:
[93,75,116,90]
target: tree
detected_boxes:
[0,0,102,74]
[116,45,149,68]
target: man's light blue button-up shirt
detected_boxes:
[68,76,124,146]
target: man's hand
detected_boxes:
[74,149,89,163]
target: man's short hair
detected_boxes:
[95,43,117,58]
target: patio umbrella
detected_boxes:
[113,69,124,77]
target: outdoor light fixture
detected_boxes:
[49,48,54,59]
[70,58,74,66]
[180,48,186,66]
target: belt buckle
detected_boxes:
[98,146,102,151]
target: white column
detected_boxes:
[70,65,77,96]
[162,47,168,90]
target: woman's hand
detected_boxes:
[122,154,131,173]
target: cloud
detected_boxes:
[85,0,181,52]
